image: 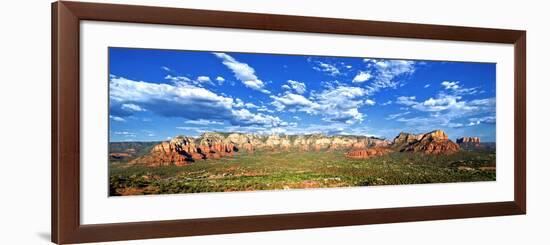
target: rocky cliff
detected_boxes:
[393,130,460,155]
[130,132,390,166]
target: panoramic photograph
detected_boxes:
[108,47,496,196]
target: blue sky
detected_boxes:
[109,47,496,142]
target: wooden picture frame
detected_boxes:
[52,1,526,244]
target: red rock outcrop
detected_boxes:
[346,147,392,159]
[456,137,481,145]
[396,130,460,155]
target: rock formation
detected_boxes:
[393,130,460,155]
[129,130,464,166]
[346,147,392,159]
[130,132,391,166]
[456,137,481,145]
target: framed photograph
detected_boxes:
[52,1,526,244]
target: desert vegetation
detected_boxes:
[109,130,495,196]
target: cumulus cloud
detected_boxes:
[441,81,460,90]
[363,59,416,94]
[165,75,191,84]
[216,76,225,85]
[312,86,367,124]
[271,93,320,114]
[352,71,372,83]
[270,85,367,124]
[286,80,306,94]
[441,81,480,95]
[394,92,496,129]
[365,99,376,106]
[196,76,213,84]
[213,52,270,94]
[396,96,417,106]
[312,61,341,76]
[109,75,284,127]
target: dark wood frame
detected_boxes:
[52,1,526,244]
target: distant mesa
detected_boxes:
[456,136,481,145]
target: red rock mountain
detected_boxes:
[130,132,390,166]
[130,130,464,165]
[393,130,460,155]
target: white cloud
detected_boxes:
[447,122,464,128]
[196,76,212,84]
[113,131,135,137]
[394,92,496,129]
[185,119,224,125]
[215,76,225,85]
[441,81,480,95]
[381,100,393,106]
[165,75,191,84]
[468,116,496,126]
[161,66,171,72]
[271,93,320,114]
[352,71,372,83]
[313,86,367,124]
[312,61,340,76]
[385,111,410,120]
[213,52,270,94]
[109,115,126,122]
[244,103,259,109]
[441,81,460,90]
[424,84,431,88]
[121,103,145,112]
[287,80,306,94]
[281,84,291,90]
[396,96,417,106]
[231,109,284,127]
[363,59,416,94]
[271,85,367,124]
[109,75,285,127]
[365,99,376,106]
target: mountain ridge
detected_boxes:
[128,130,466,166]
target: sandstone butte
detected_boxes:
[345,129,461,159]
[129,130,466,166]
[456,136,481,145]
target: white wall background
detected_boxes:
[0,0,547,244]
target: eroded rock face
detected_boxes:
[130,132,392,165]
[346,147,392,159]
[130,130,464,166]
[394,130,460,155]
[130,137,198,166]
